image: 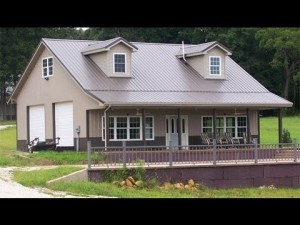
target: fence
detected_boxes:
[87,138,300,169]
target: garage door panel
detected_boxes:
[55,102,73,147]
[29,105,45,142]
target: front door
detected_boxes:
[166,115,188,147]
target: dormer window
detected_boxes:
[209,56,221,76]
[42,57,53,77]
[113,53,126,73]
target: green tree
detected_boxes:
[256,28,300,100]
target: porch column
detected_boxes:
[105,109,110,149]
[246,108,251,143]
[257,110,260,144]
[212,109,216,139]
[278,108,283,143]
[142,108,146,146]
[86,110,90,140]
[177,108,182,146]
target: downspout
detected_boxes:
[104,104,112,150]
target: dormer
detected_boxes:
[82,37,138,77]
[176,41,232,79]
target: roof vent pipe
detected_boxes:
[182,41,186,63]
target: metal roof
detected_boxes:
[176,41,232,57]
[20,38,292,108]
[81,37,138,55]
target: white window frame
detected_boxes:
[201,115,247,138]
[42,57,54,78]
[209,56,221,76]
[145,116,154,140]
[102,116,154,141]
[113,53,127,74]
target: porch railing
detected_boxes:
[87,138,300,169]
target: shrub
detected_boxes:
[282,128,292,143]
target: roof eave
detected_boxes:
[102,102,293,108]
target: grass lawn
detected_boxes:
[0,126,99,166]
[0,120,16,126]
[13,167,300,198]
[260,116,300,144]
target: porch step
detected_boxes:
[275,150,298,159]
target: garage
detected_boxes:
[55,102,74,147]
[29,105,45,142]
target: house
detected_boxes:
[8,37,292,151]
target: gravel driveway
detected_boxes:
[0,167,83,198]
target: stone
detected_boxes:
[120,181,126,187]
[188,179,195,187]
[128,176,135,185]
[125,179,133,187]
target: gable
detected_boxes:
[15,45,102,109]
[186,46,227,79]
[88,42,133,77]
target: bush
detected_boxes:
[282,128,292,143]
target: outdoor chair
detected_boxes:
[200,132,213,145]
[224,132,240,145]
[242,132,253,144]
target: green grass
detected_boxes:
[13,167,300,198]
[0,127,16,151]
[13,166,81,187]
[260,116,300,144]
[28,151,90,165]
[0,120,16,125]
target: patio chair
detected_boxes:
[242,132,253,144]
[200,132,213,145]
[224,132,240,145]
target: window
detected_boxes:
[202,116,247,138]
[209,56,221,75]
[102,116,154,141]
[145,117,154,140]
[42,57,53,77]
[113,53,126,73]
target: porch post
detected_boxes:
[177,108,182,147]
[212,108,216,139]
[278,108,283,144]
[247,108,251,143]
[86,110,90,141]
[142,108,146,146]
[257,110,260,144]
[105,108,110,150]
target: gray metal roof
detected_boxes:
[40,38,292,108]
[81,37,138,55]
[176,41,232,57]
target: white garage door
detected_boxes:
[29,105,45,142]
[55,102,74,147]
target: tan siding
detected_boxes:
[89,110,102,137]
[88,43,133,77]
[89,52,108,75]
[107,43,132,77]
[186,47,227,79]
[16,47,101,141]
[186,55,205,77]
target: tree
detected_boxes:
[255,28,300,100]
[0,27,83,120]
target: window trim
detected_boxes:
[113,53,127,74]
[102,116,154,141]
[201,115,247,138]
[209,56,221,76]
[42,57,54,78]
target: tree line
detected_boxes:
[1,27,300,117]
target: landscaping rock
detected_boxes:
[125,178,133,187]
[128,176,135,185]
[188,179,195,187]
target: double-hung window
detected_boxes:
[42,57,53,77]
[209,56,221,76]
